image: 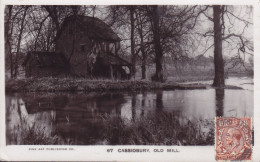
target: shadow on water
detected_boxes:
[131,92,137,122]
[215,88,224,117]
[6,86,253,145]
[155,91,164,124]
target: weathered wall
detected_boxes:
[56,22,91,76]
[55,21,120,77]
[25,59,69,77]
[25,66,68,77]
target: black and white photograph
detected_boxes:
[1,1,259,161]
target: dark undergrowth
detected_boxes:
[7,119,77,145]
[7,112,214,145]
[100,112,215,145]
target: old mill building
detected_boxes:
[23,15,132,79]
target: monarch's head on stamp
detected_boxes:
[225,128,243,151]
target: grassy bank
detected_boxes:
[8,112,214,145]
[7,119,74,145]
[101,112,214,145]
[7,119,59,145]
[6,77,208,93]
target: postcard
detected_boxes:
[0,0,259,161]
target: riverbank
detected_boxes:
[5,77,242,93]
[9,111,214,145]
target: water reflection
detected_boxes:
[6,87,253,145]
[156,91,164,112]
[216,88,224,117]
[132,92,137,122]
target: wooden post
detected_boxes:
[114,42,117,55]
[106,42,109,53]
[117,66,120,80]
[128,65,132,80]
[110,65,114,80]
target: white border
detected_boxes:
[0,0,259,161]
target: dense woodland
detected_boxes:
[4,5,253,87]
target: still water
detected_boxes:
[6,77,253,145]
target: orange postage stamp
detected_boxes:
[215,117,252,160]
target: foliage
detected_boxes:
[100,112,214,145]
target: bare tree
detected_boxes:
[4,5,13,78]
[198,5,253,87]
[135,6,153,79]
[212,5,225,87]
[130,6,137,79]
[150,5,164,82]
[147,5,207,82]
[14,6,29,77]
[107,6,139,79]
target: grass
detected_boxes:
[7,118,59,145]
[7,114,75,145]
[100,112,214,145]
[7,111,214,145]
[5,77,207,93]
[167,75,213,83]
[20,123,59,145]
[7,68,250,93]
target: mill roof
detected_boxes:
[100,53,132,66]
[56,15,121,42]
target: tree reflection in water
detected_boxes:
[131,92,137,122]
[215,88,224,117]
[6,88,252,145]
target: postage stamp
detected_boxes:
[215,117,252,160]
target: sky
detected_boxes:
[183,5,253,62]
[95,5,254,62]
[10,5,254,63]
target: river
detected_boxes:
[5,77,253,145]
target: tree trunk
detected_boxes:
[137,18,146,80]
[4,6,13,78]
[136,10,147,79]
[212,5,225,87]
[130,7,136,79]
[14,7,28,78]
[110,65,114,80]
[141,54,146,79]
[152,6,163,82]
